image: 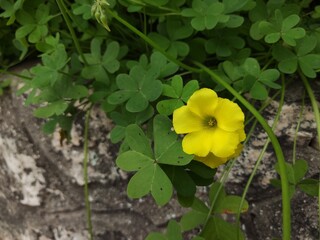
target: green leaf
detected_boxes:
[125,124,153,157]
[116,151,154,171]
[151,165,173,205]
[216,196,249,214]
[171,75,183,96]
[126,92,149,112]
[181,1,226,31]
[298,179,319,196]
[282,14,300,32]
[154,115,193,165]
[15,24,35,39]
[278,58,298,74]
[181,80,199,102]
[180,198,209,231]
[250,82,268,100]
[292,159,308,184]
[209,182,226,213]
[42,119,57,134]
[258,69,281,89]
[33,100,68,118]
[201,216,245,240]
[299,54,320,78]
[166,220,183,240]
[146,233,167,240]
[109,65,162,112]
[156,99,184,116]
[162,165,196,198]
[187,161,216,179]
[64,85,88,99]
[243,58,260,77]
[127,164,154,199]
[110,125,126,143]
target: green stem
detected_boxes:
[105,9,200,73]
[55,0,88,66]
[84,108,93,240]
[292,90,305,164]
[0,69,32,80]
[236,74,286,239]
[195,62,291,240]
[299,71,320,232]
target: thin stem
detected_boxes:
[235,74,286,239]
[195,62,291,240]
[299,70,320,233]
[55,0,88,66]
[0,69,32,80]
[106,9,200,73]
[292,90,305,164]
[83,108,93,240]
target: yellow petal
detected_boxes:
[237,128,246,142]
[210,127,240,158]
[182,129,215,157]
[214,98,245,132]
[173,106,204,134]
[230,144,244,158]
[194,153,228,168]
[187,88,218,118]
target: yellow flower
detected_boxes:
[173,88,245,167]
[194,144,244,168]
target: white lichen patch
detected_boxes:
[51,128,107,186]
[0,136,46,206]
[51,107,122,185]
[52,226,88,240]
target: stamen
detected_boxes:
[207,117,217,127]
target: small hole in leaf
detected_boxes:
[160,187,163,191]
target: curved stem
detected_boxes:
[195,62,291,240]
[235,74,286,239]
[292,90,305,164]
[105,8,200,73]
[55,0,88,66]
[299,71,320,233]
[84,108,93,240]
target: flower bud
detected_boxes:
[91,0,111,31]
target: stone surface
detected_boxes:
[0,63,319,240]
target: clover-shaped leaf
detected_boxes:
[127,52,178,78]
[116,115,193,205]
[81,38,121,84]
[205,29,245,57]
[146,220,183,240]
[149,18,193,58]
[156,75,199,115]
[0,0,24,25]
[258,10,305,46]
[108,65,162,112]
[72,0,92,20]
[30,44,68,88]
[272,36,320,78]
[109,106,154,143]
[273,159,311,198]
[15,4,53,43]
[241,58,280,100]
[150,52,179,78]
[33,100,68,118]
[181,0,229,31]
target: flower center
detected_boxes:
[205,117,217,128]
